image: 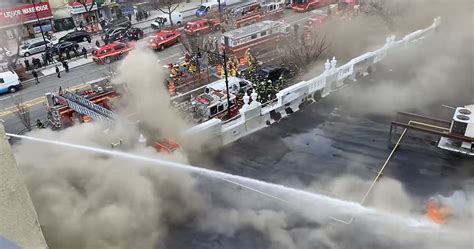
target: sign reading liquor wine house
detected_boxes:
[0,2,53,28]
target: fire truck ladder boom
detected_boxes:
[60,91,117,122]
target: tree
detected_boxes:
[280,31,329,74]
[151,0,184,26]
[360,0,403,31]
[13,97,32,133]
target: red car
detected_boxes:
[92,41,135,64]
[184,19,221,36]
[148,30,181,51]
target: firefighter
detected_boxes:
[36,119,45,129]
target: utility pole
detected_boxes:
[31,0,48,48]
[197,47,232,118]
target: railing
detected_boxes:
[183,17,442,146]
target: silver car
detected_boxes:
[19,40,53,57]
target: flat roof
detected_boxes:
[222,21,284,39]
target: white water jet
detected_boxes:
[8,133,434,229]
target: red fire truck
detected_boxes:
[184,19,221,36]
[225,0,285,29]
[45,81,180,154]
[303,14,328,38]
[292,0,336,12]
[221,20,290,58]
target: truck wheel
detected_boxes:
[8,86,17,93]
[105,57,112,64]
[160,44,165,50]
[196,31,200,36]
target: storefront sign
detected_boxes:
[0,2,53,28]
[69,1,98,15]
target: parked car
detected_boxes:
[92,42,134,64]
[105,17,132,31]
[18,40,53,57]
[257,66,293,83]
[102,27,128,43]
[0,71,22,94]
[151,12,183,30]
[45,41,79,56]
[147,30,181,51]
[58,30,91,43]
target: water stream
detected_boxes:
[7,133,433,229]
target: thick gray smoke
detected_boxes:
[111,45,190,141]
[331,0,473,115]
[14,124,205,249]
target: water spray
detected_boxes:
[6,132,432,228]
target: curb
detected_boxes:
[22,60,96,85]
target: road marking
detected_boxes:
[0,82,90,118]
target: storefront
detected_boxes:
[0,2,54,40]
[68,0,99,27]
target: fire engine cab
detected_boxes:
[147,29,181,51]
[303,14,328,38]
[225,0,285,29]
[292,0,336,12]
[221,20,290,58]
[184,19,221,36]
[192,90,239,122]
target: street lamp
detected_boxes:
[197,47,232,118]
[31,0,48,48]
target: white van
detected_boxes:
[151,12,183,30]
[204,77,252,95]
[0,71,21,94]
[196,0,226,17]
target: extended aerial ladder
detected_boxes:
[45,83,118,129]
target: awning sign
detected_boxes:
[69,1,98,15]
[0,2,53,28]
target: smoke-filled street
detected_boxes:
[0,0,473,249]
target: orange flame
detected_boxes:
[426,200,452,224]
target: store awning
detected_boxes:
[69,0,98,15]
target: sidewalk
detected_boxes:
[40,57,94,76]
[130,0,202,26]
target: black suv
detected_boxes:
[45,41,79,56]
[102,27,128,43]
[58,30,91,43]
[257,66,293,83]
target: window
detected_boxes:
[251,34,257,39]
[261,31,266,36]
[218,105,224,112]
[100,49,111,55]
[114,43,127,50]
[210,106,217,115]
[0,78,4,84]
[239,81,248,88]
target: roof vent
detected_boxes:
[459,108,472,115]
[456,115,470,121]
